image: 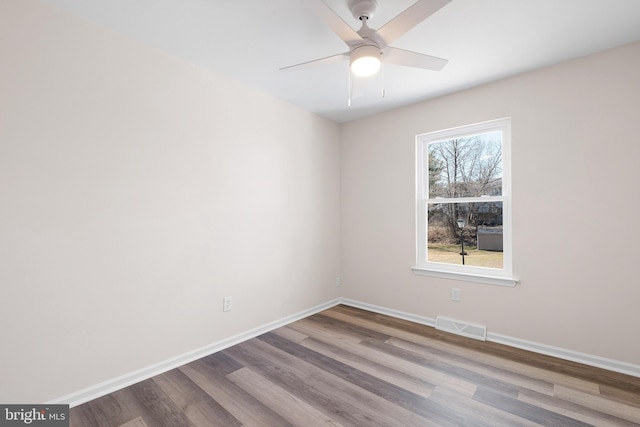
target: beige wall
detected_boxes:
[341,42,640,366]
[0,1,340,403]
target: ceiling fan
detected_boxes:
[281,0,451,78]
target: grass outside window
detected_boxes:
[427,244,503,269]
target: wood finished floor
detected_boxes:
[70,305,640,426]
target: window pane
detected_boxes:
[427,132,502,198]
[427,202,503,269]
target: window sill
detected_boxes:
[411,266,519,287]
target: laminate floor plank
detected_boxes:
[288,317,386,347]
[271,325,309,343]
[385,336,555,396]
[300,335,436,398]
[288,317,479,397]
[70,305,640,426]
[179,360,294,427]
[303,370,445,427]
[553,384,640,424]
[117,417,148,427]
[428,385,542,427]
[304,312,393,342]
[121,379,194,427]
[226,367,343,427]
[222,339,371,426]
[226,337,435,427]
[70,395,126,427]
[258,331,436,405]
[380,322,601,396]
[256,331,487,427]
[473,386,592,427]
[198,351,244,377]
[68,402,106,427]
[74,384,175,427]
[320,307,441,344]
[324,306,605,397]
[360,337,522,398]
[518,388,640,427]
[258,331,435,402]
[331,305,640,396]
[151,368,242,427]
[598,384,640,408]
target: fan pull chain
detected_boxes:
[348,69,353,107]
[380,52,385,98]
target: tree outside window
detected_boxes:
[416,118,512,279]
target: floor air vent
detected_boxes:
[435,316,487,341]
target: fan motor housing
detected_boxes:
[348,0,378,21]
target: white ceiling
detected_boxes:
[38,0,640,123]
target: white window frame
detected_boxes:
[412,118,518,287]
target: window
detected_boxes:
[413,118,517,286]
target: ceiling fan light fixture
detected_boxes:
[350,44,381,77]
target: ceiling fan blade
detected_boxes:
[303,0,363,47]
[384,47,448,71]
[280,52,349,73]
[376,0,451,47]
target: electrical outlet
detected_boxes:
[335,276,341,287]
[451,288,460,302]
[223,296,232,312]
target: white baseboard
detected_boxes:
[51,297,640,407]
[49,299,341,407]
[487,333,640,378]
[338,298,436,327]
[340,298,640,379]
